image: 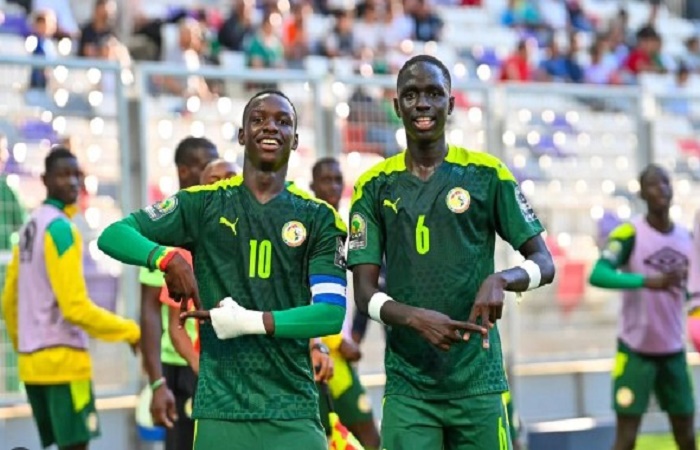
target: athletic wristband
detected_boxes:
[156,247,177,272]
[368,292,393,324]
[150,377,166,392]
[519,260,542,291]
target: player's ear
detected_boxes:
[237,127,244,146]
[393,98,401,118]
[448,96,455,115]
[291,133,299,151]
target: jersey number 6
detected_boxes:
[415,215,430,255]
[249,239,272,279]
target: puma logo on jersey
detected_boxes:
[219,216,239,235]
[383,198,401,214]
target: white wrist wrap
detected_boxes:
[210,297,266,339]
[519,260,542,291]
[368,292,393,324]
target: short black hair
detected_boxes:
[639,163,667,187]
[174,137,216,166]
[242,89,298,129]
[397,54,452,92]
[312,157,340,179]
[45,146,76,173]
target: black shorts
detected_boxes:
[163,363,197,450]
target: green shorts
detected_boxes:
[612,340,695,416]
[318,361,374,435]
[381,393,512,450]
[25,380,100,449]
[193,417,327,450]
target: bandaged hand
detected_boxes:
[180,297,267,340]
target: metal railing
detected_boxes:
[2,54,700,407]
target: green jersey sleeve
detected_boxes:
[347,180,383,267]
[493,168,545,250]
[600,223,635,269]
[131,190,205,249]
[308,204,348,279]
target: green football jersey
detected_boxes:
[131,176,347,421]
[347,145,544,399]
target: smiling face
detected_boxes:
[394,61,454,144]
[238,93,298,172]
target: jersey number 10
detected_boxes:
[415,215,430,255]
[249,239,272,279]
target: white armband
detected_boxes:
[210,297,266,339]
[519,260,542,290]
[368,292,394,324]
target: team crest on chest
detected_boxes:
[446,187,471,213]
[282,221,307,247]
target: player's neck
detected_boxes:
[646,211,673,233]
[243,164,288,204]
[406,138,448,180]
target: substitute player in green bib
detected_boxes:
[98,90,348,450]
[347,55,556,450]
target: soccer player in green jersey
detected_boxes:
[97,90,347,450]
[347,55,556,450]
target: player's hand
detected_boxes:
[644,270,686,290]
[408,308,486,352]
[339,339,362,362]
[311,347,334,382]
[163,252,202,326]
[465,274,506,349]
[150,385,177,429]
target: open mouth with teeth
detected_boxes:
[413,117,436,131]
[258,138,282,151]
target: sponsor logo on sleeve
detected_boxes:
[514,186,537,223]
[143,196,178,221]
[349,213,367,250]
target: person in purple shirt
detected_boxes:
[589,164,695,450]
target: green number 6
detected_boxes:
[415,215,430,255]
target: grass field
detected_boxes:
[636,434,700,450]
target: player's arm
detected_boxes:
[187,206,348,340]
[139,268,166,383]
[168,305,199,373]
[588,224,646,289]
[1,246,20,349]
[97,191,202,271]
[492,170,555,292]
[46,219,140,344]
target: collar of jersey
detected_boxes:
[44,198,78,218]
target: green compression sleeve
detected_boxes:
[97,215,167,270]
[271,303,345,339]
[589,258,645,290]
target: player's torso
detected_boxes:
[194,185,316,312]
[375,161,497,315]
[620,217,692,353]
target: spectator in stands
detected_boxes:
[282,2,312,68]
[501,0,542,29]
[662,64,692,116]
[380,0,413,52]
[500,39,533,82]
[33,0,78,39]
[160,18,213,99]
[321,10,358,58]
[78,0,116,58]
[585,36,621,85]
[218,0,256,52]
[410,0,443,42]
[680,36,700,73]
[622,25,667,79]
[354,2,382,55]
[28,9,57,91]
[245,12,285,69]
[566,0,593,32]
[537,34,583,83]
